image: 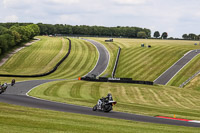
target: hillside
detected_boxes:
[92,38,200,82]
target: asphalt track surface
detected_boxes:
[82,39,109,77]
[0,40,200,128]
[154,50,200,85]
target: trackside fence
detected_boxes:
[81,77,154,85]
[112,47,121,78]
[179,70,200,88]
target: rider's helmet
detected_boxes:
[107,93,113,101]
[107,93,112,97]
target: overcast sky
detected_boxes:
[0,0,200,38]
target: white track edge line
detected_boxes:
[81,39,100,77]
[189,121,200,123]
[82,38,110,77]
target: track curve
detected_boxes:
[0,39,200,128]
[82,39,109,77]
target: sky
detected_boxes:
[0,0,200,38]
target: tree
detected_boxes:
[0,26,8,35]
[28,24,40,38]
[137,31,147,38]
[0,23,40,56]
[161,32,168,39]
[182,34,188,39]
[153,31,160,38]
[11,30,21,44]
[144,28,151,38]
[188,33,197,40]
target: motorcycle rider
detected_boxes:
[11,79,15,86]
[2,83,8,91]
[106,93,113,101]
[0,83,8,93]
[97,93,113,109]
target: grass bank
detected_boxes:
[90,38,200,81]
[0,102,199,133]
[0,37,98,82]
[29,80,200,120]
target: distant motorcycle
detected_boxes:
[11,79,15,86]
[0,83,8,94]
[93,97,117,112]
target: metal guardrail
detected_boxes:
[112,47,121,78]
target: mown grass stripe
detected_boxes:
[116,47,165,78]
[133,47,180,80]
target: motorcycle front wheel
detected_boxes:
[92,105,97,111]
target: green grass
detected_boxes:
[0,36,67,75]
[29,80,200,120]
[45,38,98,79]
[0,37,98,82]
[1,102,200,133]
[1,37,200,131]
[90,38,200,81]
[184,74,200,91]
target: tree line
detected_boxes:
[182,33,200,40]
[0,23,40,56]
[37,23,151,38]
[0,23,152,39]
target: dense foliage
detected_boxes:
[182,33,200,40]
[0,23,151,38]
[37,23,151,38]
[153,31,160,38]
[161,32,168,39]
[0,23,40,55]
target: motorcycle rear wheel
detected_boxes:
[103,105,112,112]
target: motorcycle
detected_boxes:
[93,100,117,112]
[0,83,8,94]
[11,79,15,86]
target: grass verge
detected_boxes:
[0,102,199,133]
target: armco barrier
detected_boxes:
[81,77,154,85]
[0,38,71,77]
[112,47,121,78]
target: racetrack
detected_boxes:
[0,39,200,128]
[82,39,110,77]
[154,50,200,85]
[0,81,200,127]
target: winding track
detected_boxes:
[0,39,200,128]
[82,39,110,77]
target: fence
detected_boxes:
[81,77,154,85]
[112,47,121,78]
[179,70,200,88]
